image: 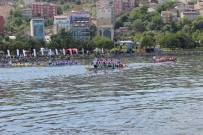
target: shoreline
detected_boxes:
[0,50,203,67]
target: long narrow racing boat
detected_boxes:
[86,58,128,71]
[152,56,177,63]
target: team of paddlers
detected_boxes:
[48,59,79,66]
[92,58,127,69]
[153,56,177,63]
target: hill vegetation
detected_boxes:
[115,1,203,50]
[1,0,203,54]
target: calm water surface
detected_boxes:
[0,56,203,135]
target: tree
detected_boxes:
[57,6,63,15]
[13,8,22,17]
[90,36,114,49]
[120,13,129,22]
[115,20,124,29]
[24,38,42,51]
[129,8,140,22]
[76,0,81,5]
[159,33,178,49]
[132,19,145,32]
[176,18,191,31]
[12,40,25,52]
[191,16,203,31]
[140,35,155,48]
[140,5,148,14]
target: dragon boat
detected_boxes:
[86,58,128,71]
[152,56,177,63]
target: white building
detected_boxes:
[53,15,70,34]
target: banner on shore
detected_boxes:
[7,50,11,57]
[16,49,19,56]
[23,50,26,57]
[33,49,36,57]
[55,49,58,55]
[82,48,84,55]
[63,49,65,55]
[41,48,44,56]
[70,48,72,56]
[48,49,52,56]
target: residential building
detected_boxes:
[114,0,139,16]
[123,0,139,11]
[96,0,115,40]
[30,18,44,39]
[194,0,203,10]
[194,0,203,16]
[161,9,177,23]
[114,0,122,16]
[161,11,171,24]
[32,2,57,18]
[180,9,200,20]
[0,16,4,35]
[21,8,32,18]
[175,2,193,12]
[68,11,91,41]
[53,15,70,34]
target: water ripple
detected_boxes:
[0,56,203,134]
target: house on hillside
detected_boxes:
[32,2,57,18]
[53,15,69,34]
[180,9,200,20]
[194,0,203,16]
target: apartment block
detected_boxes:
[96,0,115,40]
[194,0,203,16]
[68,11,91,41]
[53,15,69,34]
[32,2,57,18]
[161,11,171,24]
[114,0,139,16]
[0,16,4,35]
[30,18,44,39]
[180,9,200,20]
